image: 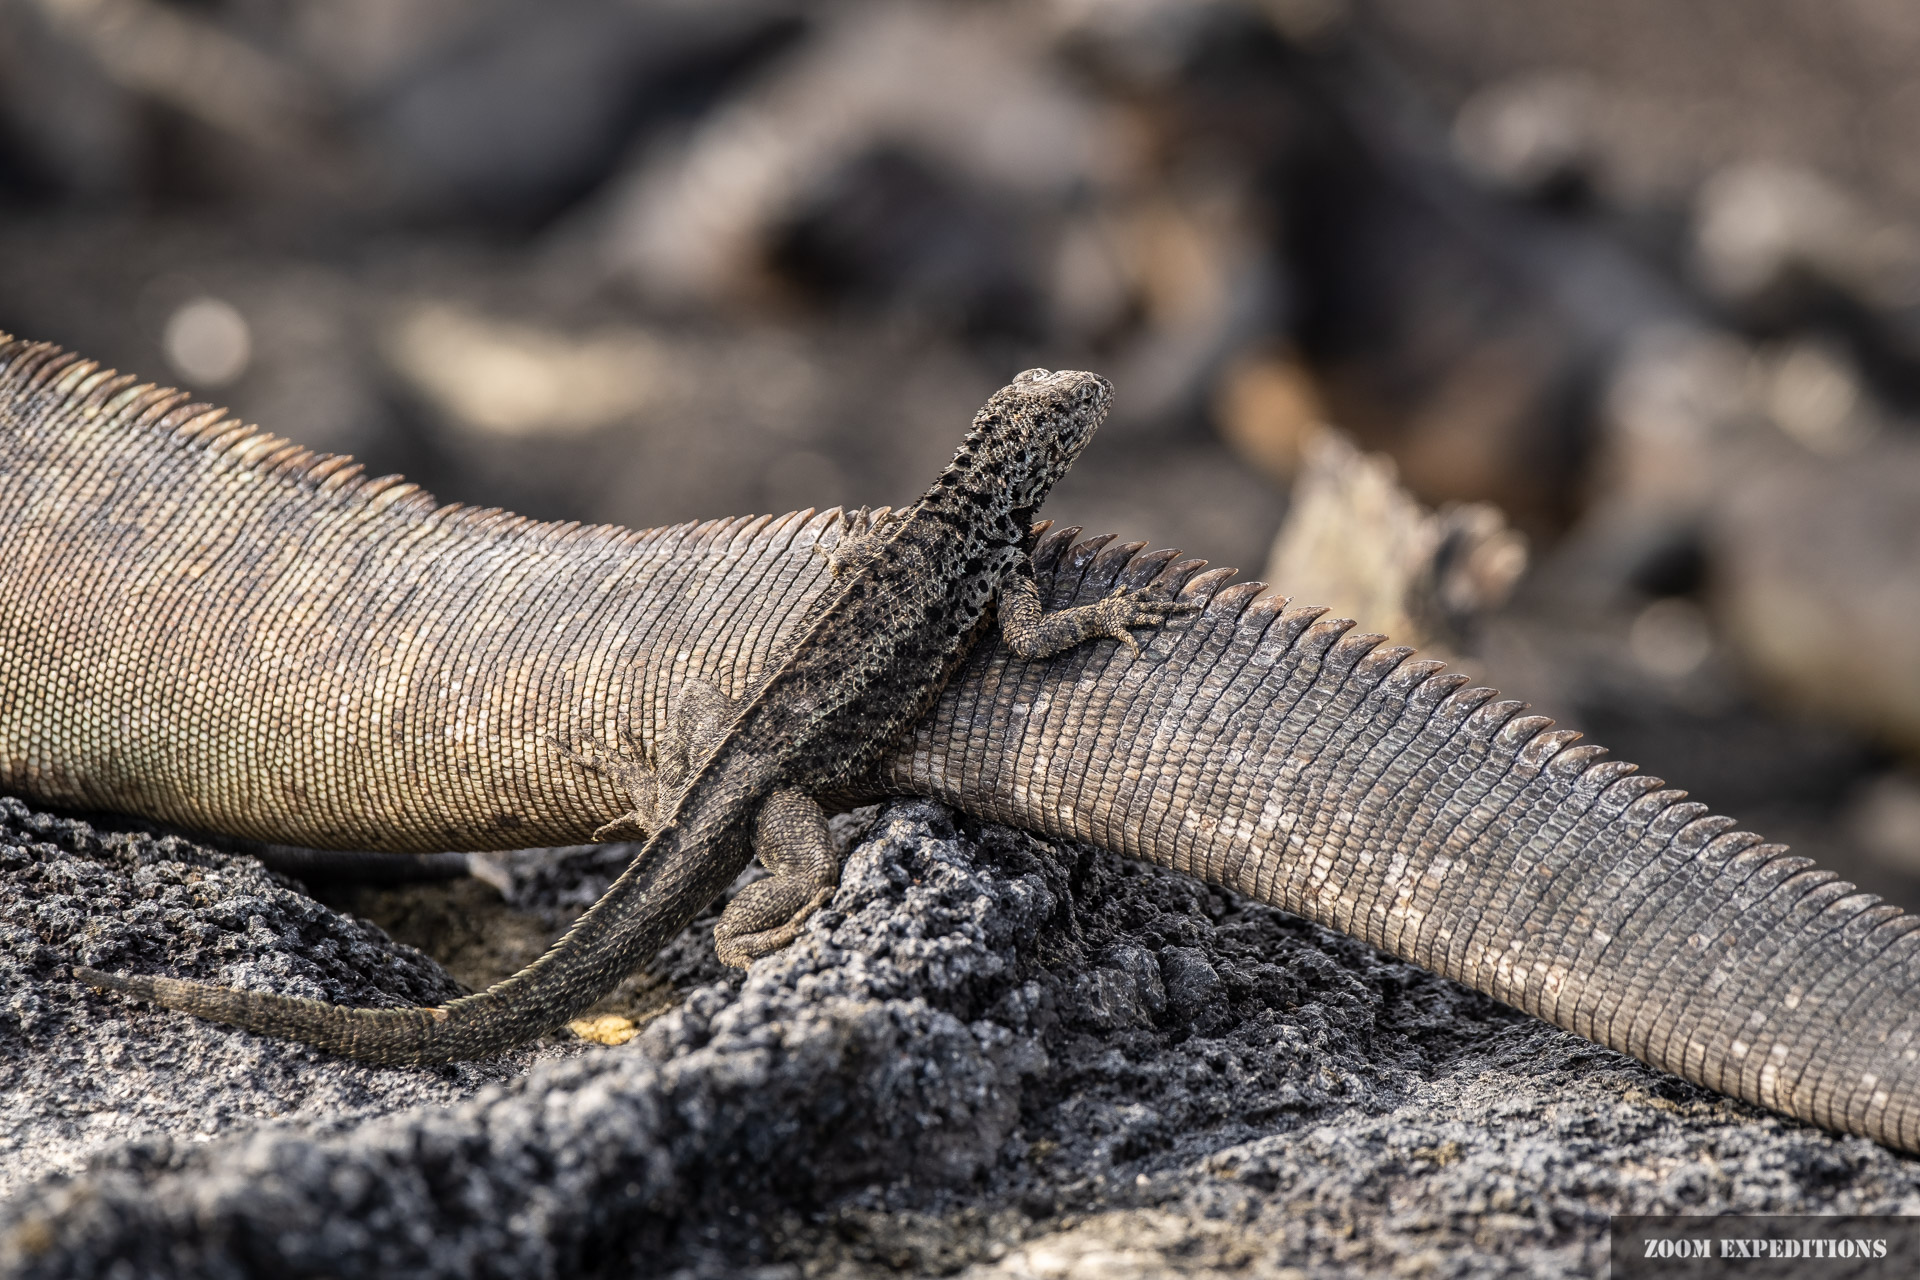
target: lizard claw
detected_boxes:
[565,736,662,840]
[813,507,871,577]
[560,741,605,773]
[809,508,863,565]
[1094,586,1197,655]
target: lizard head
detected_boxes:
[945,368,1114,520]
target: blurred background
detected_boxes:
[5,0,1920,905]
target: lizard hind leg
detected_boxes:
[814,505,902,579]
[712,787,840,968]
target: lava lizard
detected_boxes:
[4,334,1919,1149]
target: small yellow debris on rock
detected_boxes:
[568,1014,638,1047]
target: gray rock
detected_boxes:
[0,795,559,1203]
[5,797,1920,1278]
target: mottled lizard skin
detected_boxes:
[5,335,1920,1145]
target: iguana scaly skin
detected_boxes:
[4,336,1920,1143]
[51,361,1191,1061]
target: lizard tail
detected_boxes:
[75,824,753,1064]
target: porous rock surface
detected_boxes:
[0,796,559,1203]
[5,796,1920,1278]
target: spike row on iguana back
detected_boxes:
[2,335,1919,1144]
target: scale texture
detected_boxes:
[4,335,1920,1145]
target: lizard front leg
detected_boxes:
[571,678,735,841]
[712,787,839,967]
[997,559,1198,659]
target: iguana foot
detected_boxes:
[713,786,839,967]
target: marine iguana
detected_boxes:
[2,334,1916,1147]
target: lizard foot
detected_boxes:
[563,741,663,842]
[998,570,1198,661]
[714,882,836,968]
[712,786,840,968]
[567,678,739,842]
[590,811,654,843]
[1086,586,1202,657]
[816,506,905,579]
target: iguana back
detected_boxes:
[1,336,832,849]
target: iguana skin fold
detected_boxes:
[4,335,1919,1149]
